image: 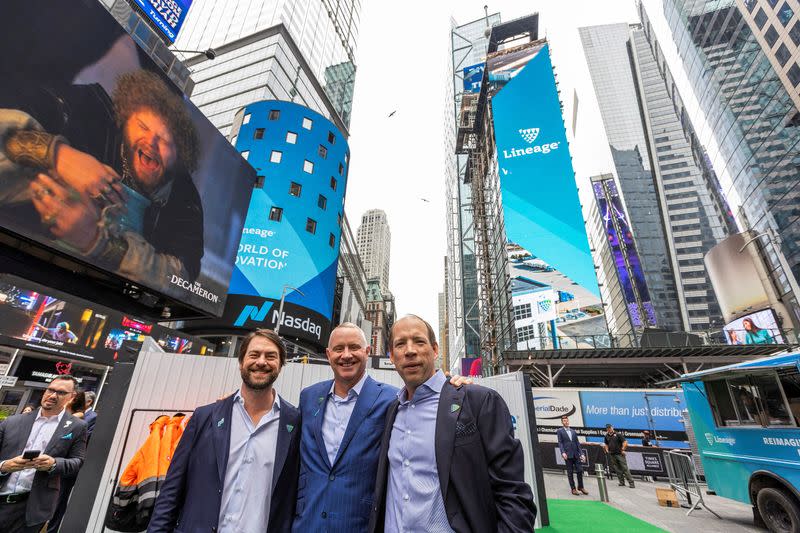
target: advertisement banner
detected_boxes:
[724,308,784,345]
[0,275,211,365]
[462,63,485,94]
[131,0,194,43]
[0,0,254,316]
[490,43,600,298]
[13,356,105,391]
[224,101,349,346]
[461,357,482,377]
[532,389,584,429]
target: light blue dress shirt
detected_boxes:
[218,392,281,533]
[0,409,65,495]
[385,370,454,533]
[322,372,368,465]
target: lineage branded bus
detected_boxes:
[678,353,800,533]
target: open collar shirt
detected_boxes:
[0,408,65,495]
[322,372,368,465]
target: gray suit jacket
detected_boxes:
[0,411,87,525]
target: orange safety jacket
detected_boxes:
[105,413,189,532]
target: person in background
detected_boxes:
[0,375,87,532]
[83,392,97,437]
[19,406,34,415]
[604,424,634,488]
[67,391,85,419]
[556,415,587,496]
[46,389,86,532]
[743,318,775,345]
[641,430,656,447]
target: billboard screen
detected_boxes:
[724,308,784,345]
[0,275,211,365]
[221,101,350,346]
[131,0,193,43]
[461,357,482,377]
[462,63,485,94]
[592,179,656,327]
[490,43,599,299]
[0,0,254,316]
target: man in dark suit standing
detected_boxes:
[293,323,398,532]
[83,391,97,437]
[556,415,588,496]
[371,315,536,533]
[148,329,301,532]
[0,374,87,533]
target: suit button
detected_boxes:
[329,474,335,481]
[321,511,327,519]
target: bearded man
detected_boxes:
[148,329,301,533]
[0,68,203,290]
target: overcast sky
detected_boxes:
[344,0,686,329]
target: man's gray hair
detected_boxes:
[85,390,96,406]
[329,322,369,347]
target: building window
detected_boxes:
[330,177,338,191]
[778,2,794,25]
[302,117,313,130]
[790,20,800,45]
[788,64,800,86]
[345,152,350,164]
[306,218,317,234]
[318,145,328,159]
[286,131,297,144]
[329,233,336,248]
[765,25,779,47]
[269,206,283,222]
[255,175,265,189]
[337,213,342,227]
[328,131,336,144]
[777,43,792,66]
[243,113,251,124]
[318,194,327,210]
[338,163,344,176]
[755,7,768,28]
[269,109,280,120]
[513,303,532,321]
[517,324,536,342]
[254,128,265,140]
[241,150,250,160]
[303,160,314,174]
[767,0,779,7]
[270,150,282,163]
[289,181,302,197]
[744,0,757,11]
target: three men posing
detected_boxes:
[150,317,535,532]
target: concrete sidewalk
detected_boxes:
[542,471,764,532]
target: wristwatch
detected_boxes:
[4,130,68,171]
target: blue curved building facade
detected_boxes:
[222,100,349,346]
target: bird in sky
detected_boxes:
[388,110,397,117]
[420,197,430,203]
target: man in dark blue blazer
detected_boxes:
[556,415,588,495]
[149,329,301,532]
[370,315,536,533]
[293,322,399,532]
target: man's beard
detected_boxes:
[241,366,278,390]
[122,138,170,195]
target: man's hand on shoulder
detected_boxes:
[449,375,474,387]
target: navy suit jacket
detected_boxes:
[556,427,584,459]
[293,376,398,533]
[370,382,536,533]
[148,392,301,532]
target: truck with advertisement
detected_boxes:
[677,353,800,533]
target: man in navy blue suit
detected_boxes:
[556,415,588,496]
[293,322,399,532]
[148,329,301,532]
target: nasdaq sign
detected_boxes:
[490,44,599,297]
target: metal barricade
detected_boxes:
[664,450,720,518]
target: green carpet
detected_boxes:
[538,499,667,532]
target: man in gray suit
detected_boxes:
[0,375,87,532]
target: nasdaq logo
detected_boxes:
[234,303,271,327]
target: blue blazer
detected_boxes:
[556,427,584,459]
[293,376,398,533]
[148,392,301,532]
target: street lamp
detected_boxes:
[274,285,305,335]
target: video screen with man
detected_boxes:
[0,0,254,316]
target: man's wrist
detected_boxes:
[46,460,57,473]
[4,130,68,171]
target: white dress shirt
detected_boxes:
[0,409,65,495]
[218,392,281,533]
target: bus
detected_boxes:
[678,352,800,533]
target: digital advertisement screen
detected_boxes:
[0,0,254,316]
[592,179,656,328]
[489,43,600,300]
[462,63,485,94]
[131,0,193,43]
[222,101,349,346]
[0,275,210,365]
[461,357,482,377]
[724,309,784,345]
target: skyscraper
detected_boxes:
[580,21,732,332]
[356,209,392,295]
[656,0,800,330]
[445,13,502,363]
[174,0,360,135]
